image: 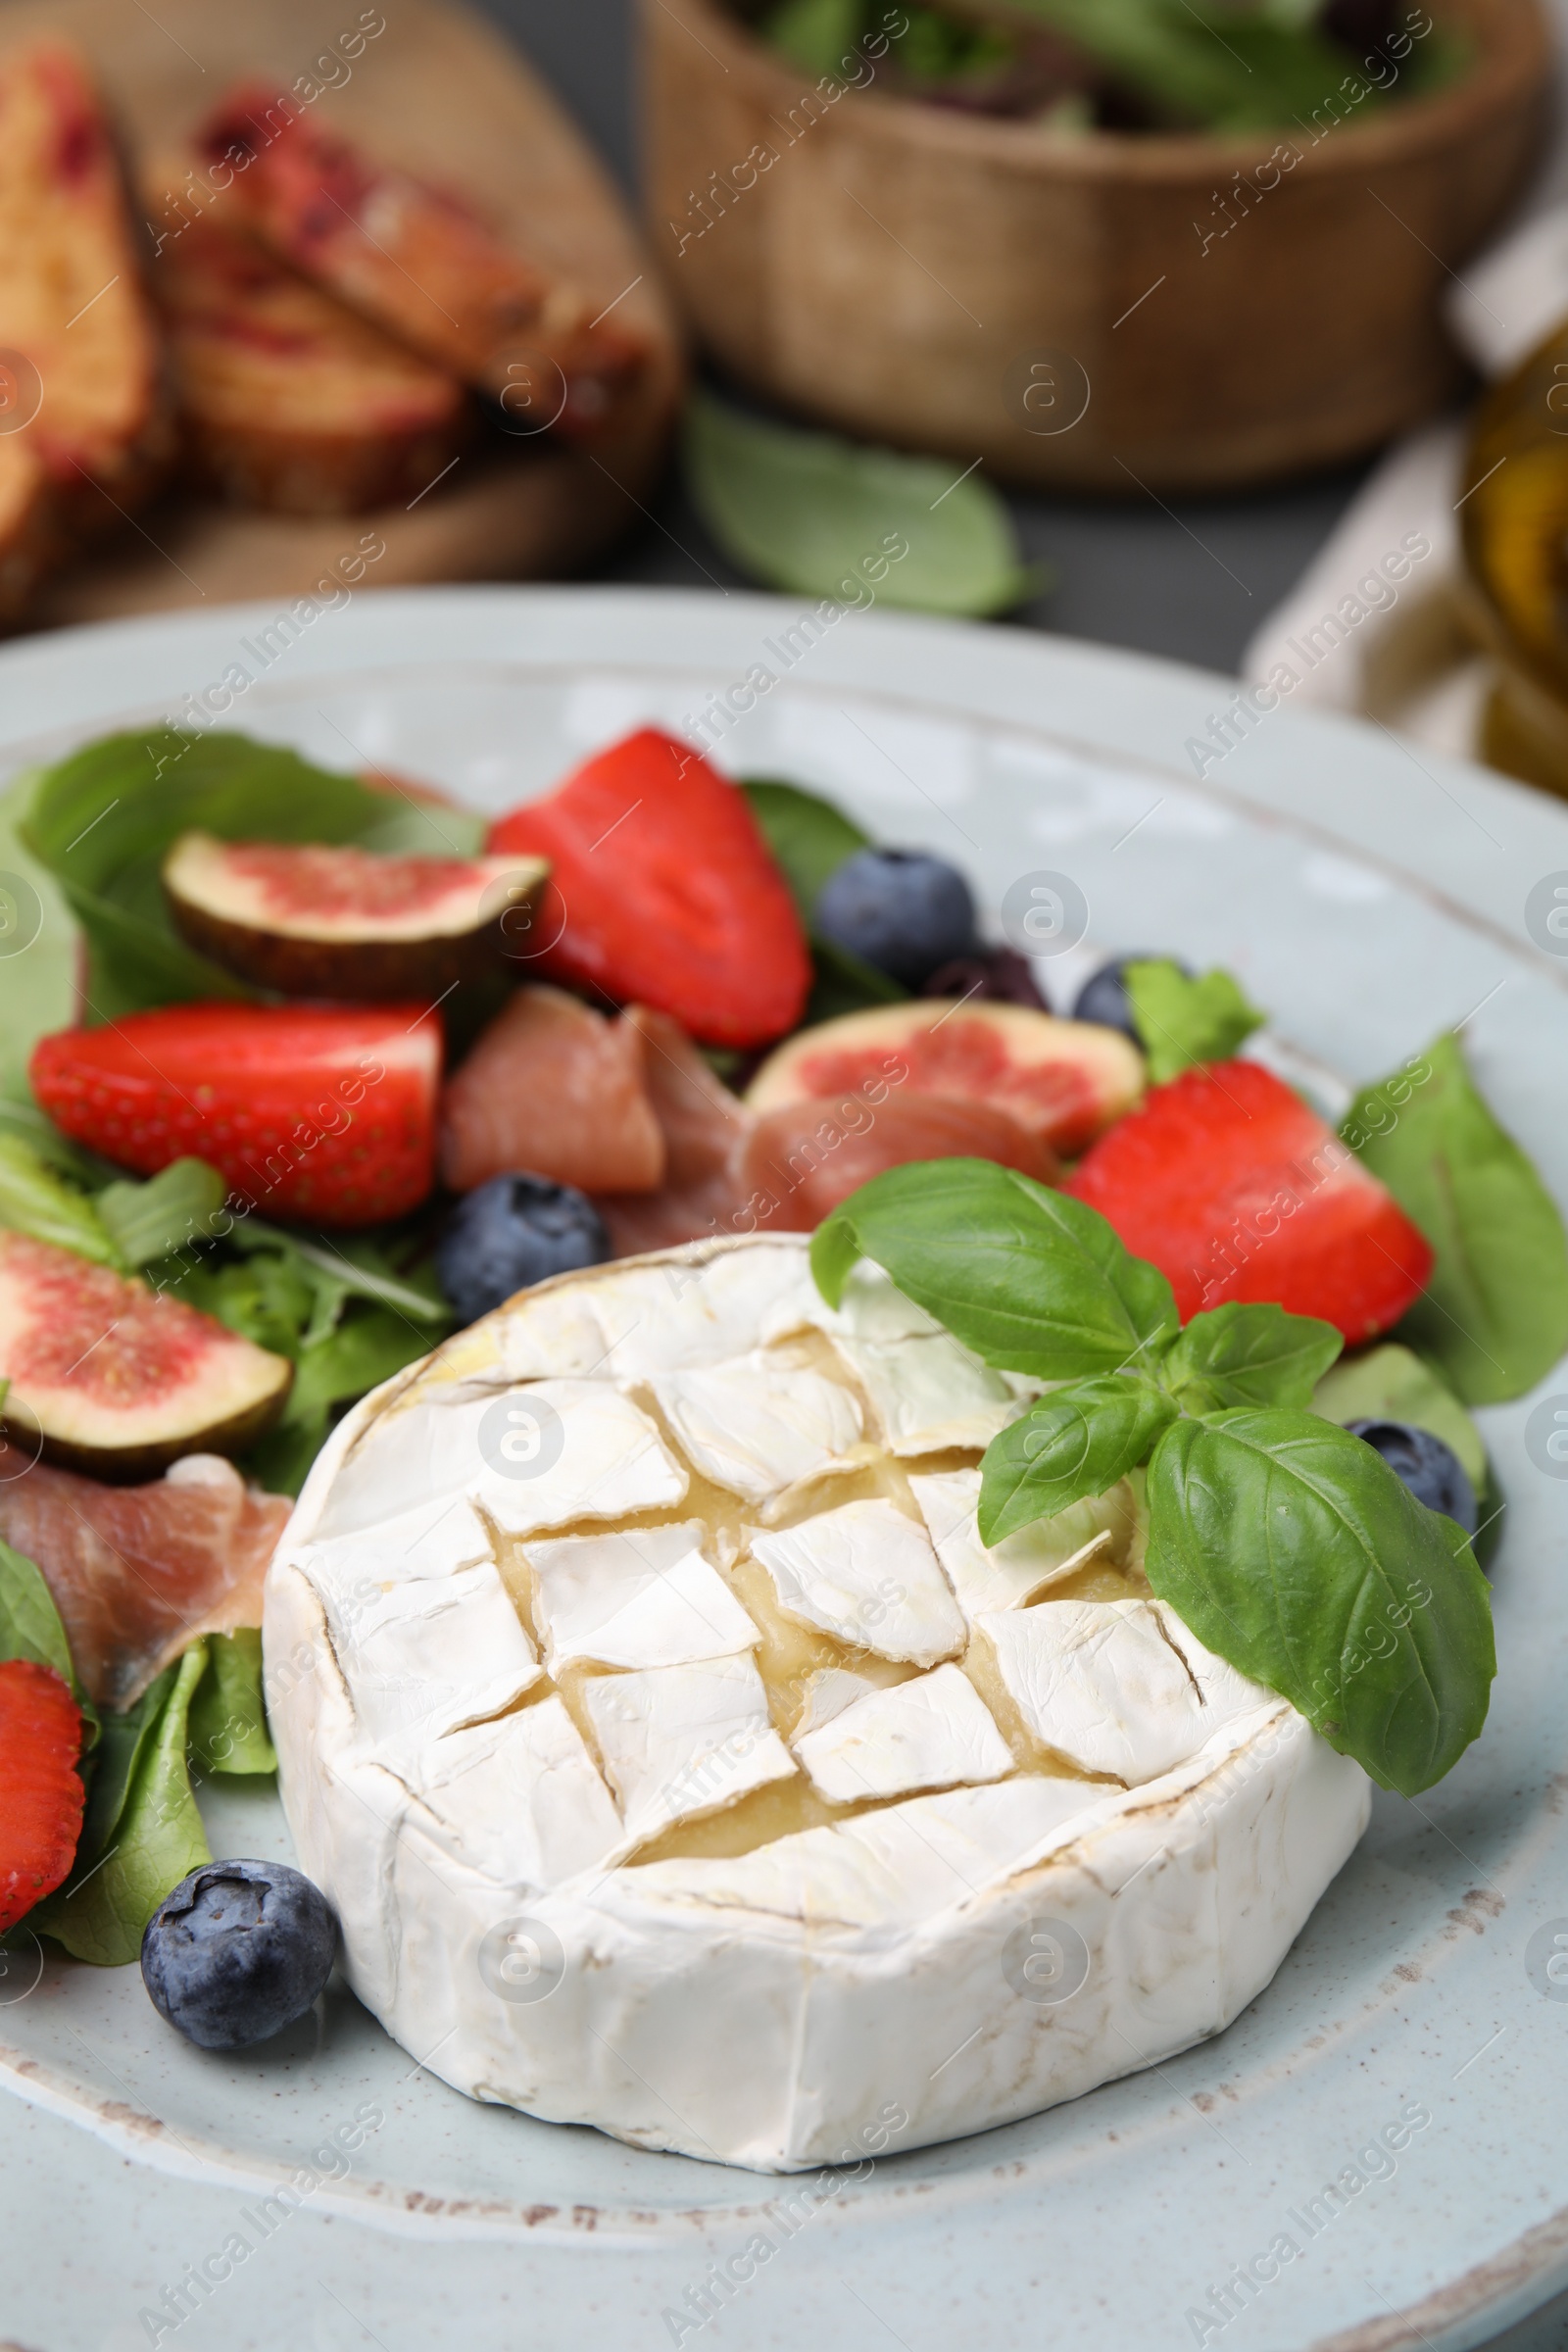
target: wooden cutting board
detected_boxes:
[0,0,683,627]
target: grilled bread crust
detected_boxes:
[153,205,472,516]
[197,82,652,442]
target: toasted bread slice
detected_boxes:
[0,41,170,535]
[152,205,472,516]
[197,83,651,442]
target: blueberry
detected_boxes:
[1347,1419,1479,1535]
[141,1859,337,2050]
[814,849,976,989]
[1072,956,1192,1041]
[436,1173,610,1325]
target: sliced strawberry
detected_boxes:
[29,1002,440,1227]
[486,729,812,1048]
[1065,1059,1433,1342]
[0,1657,85,1933]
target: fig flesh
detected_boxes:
[0,1234,292,1482]
[162,831,547,1002]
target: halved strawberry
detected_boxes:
[29,1002,440,1227]
[487,729,812,1048]
[1065,1059,1433,1342]
[0,1657,85,1933]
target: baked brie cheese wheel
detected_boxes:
[267,1236,1370,2173]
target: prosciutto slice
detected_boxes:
[593,1006,754,1255]
[0,1453,290,1711]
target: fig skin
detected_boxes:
[162,840,548,1004]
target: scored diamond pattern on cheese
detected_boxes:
[319,1561,542,1747]
[270,1231,1372,2174]
[527,1521,760,1671]
[401,1694,622,1886]
[579,1654,796,1838]
[910,1468,1135,1622]
[649,1351,863,1501]
[749,1498,966,1666]
[312,1377,687,1543]
[793,1663,1014,1803]
[979,1596,1267,1786]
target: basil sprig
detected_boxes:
[811,1160,1495,1797]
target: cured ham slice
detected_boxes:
[593,1005,753,1255]
[0,1453,289,1710]
[439,985,664,1196]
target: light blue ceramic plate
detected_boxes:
[2,587,1567,2352]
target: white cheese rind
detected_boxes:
[269,1232,1372,2175]
[909,1468,1134,1620]
[401,1696,624,1885]
[793,1663,1014,1802]
[527,1521,759,1670]
[579,1654,796,1838]
[981,1597,1272,1786]
[749,1499,967,1667]
[318,1561,542,1748]
[649,1353,862,1501]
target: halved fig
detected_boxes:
[0,1234,292,1482]
[162,832,548,1002]
[746,1002,1145,1158]
[743,1091,1057,1231]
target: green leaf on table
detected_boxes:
[187,1630,275,1775]
[96,1157,227,1270]
[1311,1341,1488,1493]
[0,1134,120,1264]
[1164,1300,1343,1411]
[1344,1031,1568,1404]
[1124,958,1266,1084]
[979,1373,1176,1543]
[1145,1409,1494,1795]
[684,394,1041,617]
[811,1158,1180,1376]
[21,729,401,1018]
[32,1642,211,1966]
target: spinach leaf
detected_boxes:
[979,1374,1176,1543]
[741,777,869,913]
[0,1135,119,1264]
[811,1158,1180,1376]
[1145,1409,1494,1795]
[0,1538,88,1721]
[22,729,398,1018]
[684,393,1040,617]
[1125,958,1265,1083]
[0,773,75,1102]
[32,1642,211,1966]
[97,1157,227,1270]
[1164,1301,1342,1411]
[1345,1031,1568,1404]
[1311,1341,1487,1493]
[187,1631,275,1775]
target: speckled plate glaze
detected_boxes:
[1,587,1567,2352]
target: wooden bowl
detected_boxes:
[641,0,1549,492]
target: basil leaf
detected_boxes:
[23,728,397,1019]
[96,1157,227,1270]
[684,393,1041,618]
[1146,1409,1494,1796]
[1165,1301,1343,1410]
[1124,959,1266,1084]
[33,1642,212,1965]
[1311,1341,1487,1494]
[187,1630,275,1775]
[979,1374,1176,1544]
[811,1160,1180,1376]
[741,778,869,915]
[1345,1031,1568,1404]
[0,1134,120,1265]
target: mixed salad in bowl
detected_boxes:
[0,716,1561,2065]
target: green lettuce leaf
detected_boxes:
[96,1157,227,1270]
[1345,1031,1568,1404]
[0,1134,119,1264]
[1125,959,1266,1083]
[187,1631,276,1775]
